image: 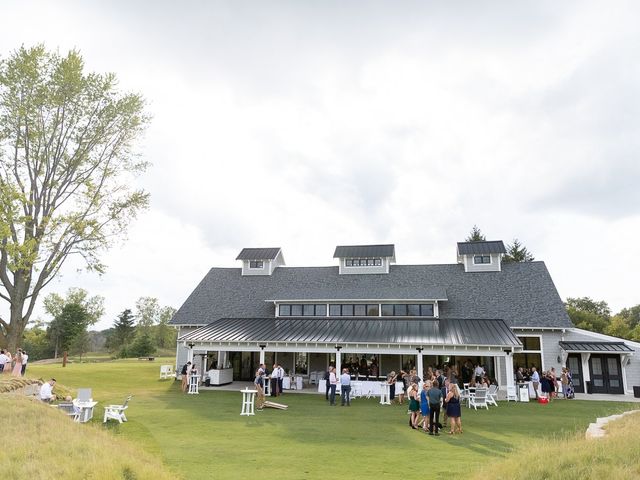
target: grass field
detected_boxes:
[17,359,639,479]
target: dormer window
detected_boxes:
[473,255,491,264]
[457,240,505,272]
[334,244,395,275]
[236,247,285,276]
[345,258,382,267]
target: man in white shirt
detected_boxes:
[0,350,9,373]
[340,368,351,406]
[328,366,338,406]
[21,350,28,376]
[474,364,485,383]
[530,367,540,399]
[40,378,57,403]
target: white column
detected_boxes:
[505,354,515,387]
[416,350,424,381]
[259,349,265,365]
[336,350,342,376]
[187,346,194,365]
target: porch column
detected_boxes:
[259,345,266,365]
[505,354,515,386]
[581,353,591,393]
[187,343,194,365]
[416,348,424,381]
[335,346,342,375]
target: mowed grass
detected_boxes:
[24,359,639,480]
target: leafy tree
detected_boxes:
[465,225,486,242]
[106,308,136,353]
[565,297,611,334]
[503,238,535,263]
[618,305,640,329]
[70,328,92,361]
[44,288,104,325]
[605,315,631,339]
[0,45,149,352]
[155,306,177,349]
[129,331,156,357]
[135,297,159,331]
[48,302,90,357]
[22,320,53,360]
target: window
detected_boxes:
[420,304,434,316]
[345,258,382,267]
[379,303,435,317]
[407,304,420,316]
[394,304,408,316]
[473,255,491,264]
[354,304,367,316]
[515,336,543,371]
[341,304,354,316]
[279,304,291,316]
[291,304,303,316]
[381,304,394,316]
[279,304,328,316]
[329,304,341,316]
[367,304,379,316]
[249,260,264,268]
[303,304,315,316]
[315,304,327,316]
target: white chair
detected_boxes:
[506,386,518,402]
[469,388,489,410]
[57,402,81,422]
[159,365,173,379]
[77,388,92,402]
[486,385,499,407]
[103,395,132,423]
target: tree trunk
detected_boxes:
[63,351,68,367]
[6,301,27,353]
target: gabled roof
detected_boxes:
[559,341,633,353]
[334,244,395,258]
[457,240,506,255]
[179,317,522,347]
[170,262,572,328]
[236,248,281,261]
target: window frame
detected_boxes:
[473,255,491,265]
[249,260,264,269]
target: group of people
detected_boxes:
[404,371,463,436]
[516,366,574,400]
[180,361,199,392]
[252,363,286,409]
[0,348,28,376]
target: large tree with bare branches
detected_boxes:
[0,45,149,351]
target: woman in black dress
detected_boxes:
[445,384,462,434]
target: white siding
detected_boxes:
[461,253,502,272]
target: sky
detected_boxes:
[1,1,639,330]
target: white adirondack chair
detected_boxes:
[469,388,489,410]
[159,365,173,379]
[486,385,499,406]
[103,395,132,423]
[506,386,518,402]
[57,402,81,422]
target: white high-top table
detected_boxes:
[241,388,258,416]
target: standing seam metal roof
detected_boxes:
[236,248,281,260]
[179,317,522,347]
[559,341,633,353]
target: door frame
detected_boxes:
[567,353,584,393]
[588,354,624,394]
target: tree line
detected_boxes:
[565,297,640,342]
[21,287,176,361]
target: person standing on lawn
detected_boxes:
[445,384,462,434]
[0,350,8,373]
[254,369,265,410]
[340,368,351,406]
[21,350,28,376]
[181,361,191,392]
[11,348,23,377]
[530,367,540,399]
[328,366,338,406]
[428,381,443,436]
[420,381,431,432]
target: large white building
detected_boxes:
[170,241,640,396]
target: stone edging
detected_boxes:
[585,410,640,439]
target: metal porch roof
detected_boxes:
[559,341,633,353]
[179,317,521,347]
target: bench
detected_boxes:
[138,357,155,361]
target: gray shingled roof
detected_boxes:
[170,262,572,328]
[179,317,522,347]
[457,241,506,255]
[559,341,633,353]
[236,248,281,260]
[334,244,395,258]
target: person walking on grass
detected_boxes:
[420,381,431,432]
[408,382,420,429]
[254,369,265,410]
[21,350,28,376]
[428,381,443,436]
[0,350,8,374]
[11,348,23,377]
[181,361,191,392]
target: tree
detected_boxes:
[605,315,631,339]
[48,302,90,357]
[106,308,136,354]
[0,45,149,351]
[22,319,53,360]
[565,297,611,333]
[70,328,91,361]
[465,225,486,242]
[503,238,535,263]
[129,331,156,357]
[44,288,103,357]
[155,306,177,349]
[135,297,159,331]
[618,305,640,330]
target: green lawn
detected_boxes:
[27,359,638,480]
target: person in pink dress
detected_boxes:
[11,349,23,376]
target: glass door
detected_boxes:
[589,354,624,394]
[567,354,584,393]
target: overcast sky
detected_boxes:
[2,1,639,330]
